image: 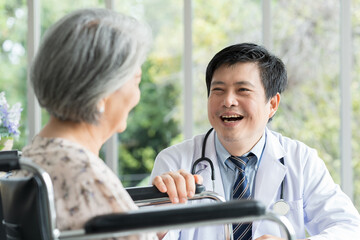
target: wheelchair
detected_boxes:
[0,150,295,240]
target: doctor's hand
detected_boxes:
[152,169,203,204]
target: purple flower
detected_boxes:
[0,92,23,140]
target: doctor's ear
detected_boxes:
[268,93,280,119]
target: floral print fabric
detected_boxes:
[12,135,157,240]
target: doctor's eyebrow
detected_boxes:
[210,80,255,88]
[210,81,225,87]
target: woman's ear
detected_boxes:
[269,93,280,119]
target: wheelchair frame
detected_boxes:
[0,150,296,240]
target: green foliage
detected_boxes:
[0,0,27,150]
[2,0,360,210]
[118,60,181,186]
[271,0,342,183]
[192,0,263,134]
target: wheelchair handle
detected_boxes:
[0,150,21,172]
[126,184,206,201]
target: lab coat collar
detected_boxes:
[215,131,265,172]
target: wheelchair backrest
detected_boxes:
[0,176,51,240]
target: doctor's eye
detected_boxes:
[238,88,250,92]
[211,88,224,93]
[237,88,252,95]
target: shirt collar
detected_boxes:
[215,131,266,171]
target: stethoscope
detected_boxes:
[191,128,290,216]
[272,157,290,216]
[191,128,216,191]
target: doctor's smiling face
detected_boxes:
[207,62,280,155]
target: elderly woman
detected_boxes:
[12,8,157,240]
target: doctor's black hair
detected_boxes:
[205,43,288,101]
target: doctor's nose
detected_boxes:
[223,92,238,108]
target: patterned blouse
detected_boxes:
[12,135,157,240]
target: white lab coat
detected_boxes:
[150,128,360,240]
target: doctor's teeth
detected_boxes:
[222,115,240,118]
[221,115,243,122]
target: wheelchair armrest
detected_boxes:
[126,184,206,201]
[84,199,264,234]
[0,150,21,172]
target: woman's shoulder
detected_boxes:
[21,135,102,175]
[24,135,89,154]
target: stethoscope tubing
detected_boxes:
[191,128,215,181]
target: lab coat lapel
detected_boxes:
[252,129,287,236]
[254,128,287,205]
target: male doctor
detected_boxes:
[150,43,360,240]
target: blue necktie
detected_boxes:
[229,155,253,240]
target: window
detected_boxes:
[272,0,341,183]
[1,0,358,210]
[193,0,262,134]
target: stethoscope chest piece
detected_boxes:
[272,200,290,216]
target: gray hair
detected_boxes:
[30,8,152,124]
